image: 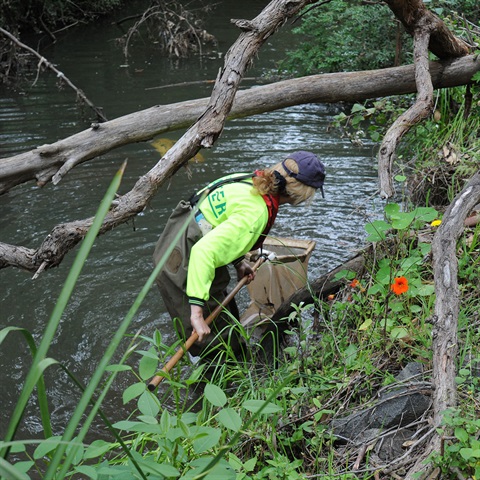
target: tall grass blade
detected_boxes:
[47,183,203,478]
[1,162,126,460]
[0,456,30,480]
[0,327,53,439]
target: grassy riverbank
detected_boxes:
[2,179,478,478]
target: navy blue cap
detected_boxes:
[282,151,326,198]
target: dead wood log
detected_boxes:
[378,0,471,198]
[405,171,480,479]
[1,55,478,195]
[0,0,319,274]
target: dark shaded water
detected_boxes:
[0,1,383,440]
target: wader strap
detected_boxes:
[189,173,255,207]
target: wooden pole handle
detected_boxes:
[147,256,265,391]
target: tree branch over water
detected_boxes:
[0,55,478,195]
[0,0,320,274]
[0,27,107,122]
[0,0,479,276]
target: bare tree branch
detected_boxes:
[0,27,107,122]
[0,0,319,274]
[1,54,479,195]
[405,171,480,479]
[379,17,435,198]
[378,0,471,198]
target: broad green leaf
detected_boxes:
[455,427,469,443]
[11,460,34,475]
[351,103,366,113]
[390,302,404,313]
[228,452,243,470]
[358,318,372,331]
[83,440,112,460]
[417,284,435,296]
[160,408,171,432]
[344,344,358,367]
[242,400,282,414]
[191,426,222,453]
[137,391,160,417]
[183,458,235,479]
[138,347,158,380]
[365,220,390,242]
[204,383,227,407]
[376,265,391,285]
[401,255,422,270]
[243,457,257,472]
[413,207,438,224]
[391,211,415,230]
[166,427,184,442]
[135,349,160,360]
[390,327,409,339]
[217,408,242,432]
[384,203,400,217]
[34,436,62,460]
[139,348,159,380]
[137,415,158,425]
[74,465,98,479]
[113,420,162,434]
[185,364,206,384]
[122,382,146,404]
[180,412,198,425]
[367,284,385,295]
[137,460,180,478]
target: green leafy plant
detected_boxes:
[282,0,410,75]
[430,408,480,478]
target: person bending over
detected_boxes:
[153,150,326,357]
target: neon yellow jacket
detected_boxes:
[186,177,268,305]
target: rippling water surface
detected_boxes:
[0,1,384,439]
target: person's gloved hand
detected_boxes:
[235,260,255,284]
[190,305,210,343]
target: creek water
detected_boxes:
[0,1,384,440]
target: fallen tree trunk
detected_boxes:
[1,55,479,195]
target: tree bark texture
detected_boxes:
[1,55,479,196]
[405,171,480,479]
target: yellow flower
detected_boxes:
[431,219,442,227]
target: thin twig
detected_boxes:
[0,27,107,122]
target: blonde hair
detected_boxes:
[252,159,316,205]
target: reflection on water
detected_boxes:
[0,1,384,439]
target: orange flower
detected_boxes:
[350,279,359,288]
[327,294,335,301]
[391,276,409,295]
